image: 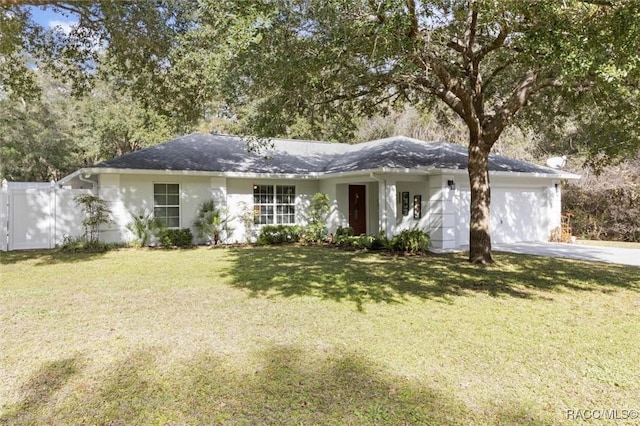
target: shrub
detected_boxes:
[256,225,303,245]
[160,228,193,247]
[126,210,164,247]
[193,200,233,245]
[562,156,640,242]
[564,184,640,242]
[237,201,257,243]
[334,234,384,250]
[335,226,354,237]
[389,229,430,253]
[352,235,385,250]
[59,235,110,253]
[300,192,330,243]
[74,194,113,243]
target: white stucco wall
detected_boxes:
[395,178,434,233]
[98,173,212,244]
[50,171,565,249]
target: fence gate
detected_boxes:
[1,181,89,251]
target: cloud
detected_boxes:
[48,19,105,54]
[48,19,76,35]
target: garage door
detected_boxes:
[491,189,550,243]
[454,187,552,246]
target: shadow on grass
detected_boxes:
[223,246,640,309]
[1,345,550,425]
[0,249,109,266]
[1,356,84,425]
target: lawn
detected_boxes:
[1,246,639,425]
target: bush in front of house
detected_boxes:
[59,235,111,253]
[74,194,113,244]
[388,228,431,253]
[335,226,354,237]
[193,200,234,245]
[160,228,194,247]
[256,225,303,245]
[334,234,385,250]
[300,192,330,243]
[334,228,430,254]
[127,210,164,247]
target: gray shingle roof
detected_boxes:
[94,133,566,176]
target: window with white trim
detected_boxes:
[154,183,180,228]
[253,184,296,224]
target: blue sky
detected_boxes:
[28,5,77,31]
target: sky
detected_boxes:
[28,5,77,33]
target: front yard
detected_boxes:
[1,246,639,425]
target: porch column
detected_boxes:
[210,177,227,207]
[98,174,126,244]
[376,176,397,238]
[428,175,457,250]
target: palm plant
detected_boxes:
[126,210,164,247]
[193,200,233,245]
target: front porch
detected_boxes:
[320,172,463,250]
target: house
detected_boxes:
[53,133,579,250]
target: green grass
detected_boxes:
[1,246,639,425]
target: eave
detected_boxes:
[58,165,579,186]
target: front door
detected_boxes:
[348,185,367,235]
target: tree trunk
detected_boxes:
[468,140,493,264]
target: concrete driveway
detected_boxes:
[493,242,640,267]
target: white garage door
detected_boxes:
[454,187,552,246]
[491,188,551,243]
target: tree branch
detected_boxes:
[406,0,418,39]
[51,4,102,26]
[483,70,562,143]
[483,60,513,89]
[464,4,478,58]
[447,39,466,54]
[476,23,508,63]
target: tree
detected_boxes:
[304,192,330,243]
[0,67,175,181]
[79,75,174,159]
[0,6,41,100]
[195,0,640,263]
[2,2,204,129]
[74,194,113,244]
[0,72,88,181]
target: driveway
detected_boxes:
[493,242,640,267]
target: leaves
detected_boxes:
[193,200,234,245]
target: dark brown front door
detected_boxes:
[348,185,367,235]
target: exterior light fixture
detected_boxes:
[447,180,456,190]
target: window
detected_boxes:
[253,184,295,224]
[276,185,296,224]
[154,183,180,228]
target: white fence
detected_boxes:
[0,181,90,251]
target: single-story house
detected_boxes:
[56,133,579,249]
